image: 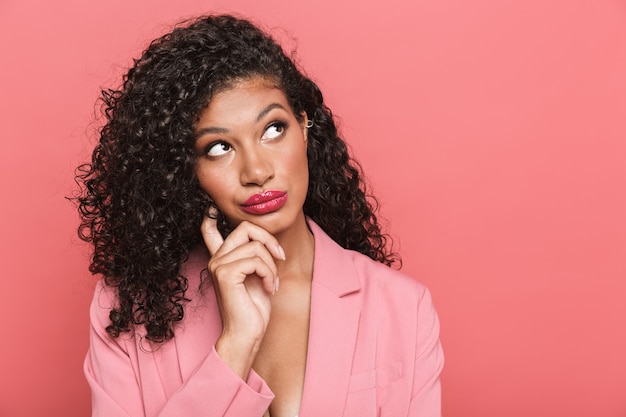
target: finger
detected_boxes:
[201,215,225,256]
[212,257,278,295]
[210,240,278,281]
[219,221,286,261]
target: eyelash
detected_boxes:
[203,141,231,158]
[263,121,287,138]
[201,120,289,158]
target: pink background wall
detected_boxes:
[1,0,624,416]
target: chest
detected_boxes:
[253,279,311,417]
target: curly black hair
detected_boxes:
[76,14,399,343]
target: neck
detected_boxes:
[274,213,314,281]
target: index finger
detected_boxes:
[216,221,286,261]
[201,215,225,255]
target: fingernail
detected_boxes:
[276,244,286,260]
[273,276,280,294]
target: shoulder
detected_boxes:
[88,245,210,337]
[309,218,432,305]
[347,249,433,312]
[352,250,425,292]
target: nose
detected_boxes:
[239,144,274,186]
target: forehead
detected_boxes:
[197,77,292,126]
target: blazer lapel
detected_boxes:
[299,221,361,416]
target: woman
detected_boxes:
[77,14,443,417]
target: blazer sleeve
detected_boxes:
[407,287,444,416]
[84,280,274,417]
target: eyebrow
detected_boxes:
[194,103,288,139]
[256,103,287,122]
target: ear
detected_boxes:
[301,112,309,142]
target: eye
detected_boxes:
[262,121,286,140]
[205,141,232,157]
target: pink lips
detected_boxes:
[241,190,288,215]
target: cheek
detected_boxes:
[288,150,310,194]
[197,175,236,218]
[284,145,309,176]
[196,167,227,199]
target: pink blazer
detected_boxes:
[85,220,443,416]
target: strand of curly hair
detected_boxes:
[75,14,400,343]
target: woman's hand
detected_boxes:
[201,216,285,380]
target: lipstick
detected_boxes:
[241,190,288,215]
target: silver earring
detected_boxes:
[306,120,314,128]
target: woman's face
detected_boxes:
[194,76,310,237]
